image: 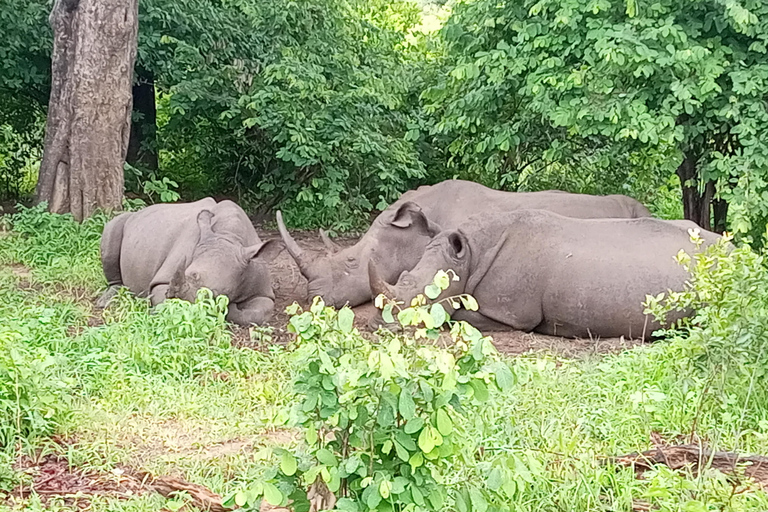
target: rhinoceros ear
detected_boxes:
[390,202,441,236]
[197,210,215,240]
[243,239,283,263]
[447,231,468,259]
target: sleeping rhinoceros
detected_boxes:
[96,198,281,326]
[369,210,722,339]
[277,179,651,308]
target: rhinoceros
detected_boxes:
[96,198,281,326]
[277,179,651,308]
[369,210,721,339]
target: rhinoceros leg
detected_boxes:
[96,212,132,309]
[149,284,171,306]
[227,297,275,326]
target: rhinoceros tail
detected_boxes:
[100,212,131,287]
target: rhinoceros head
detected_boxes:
[168,210,280,303]
[276,202,442,308]
[369,230,471,311]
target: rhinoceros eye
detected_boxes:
[345,256,359,269]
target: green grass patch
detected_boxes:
[0,206,766,511]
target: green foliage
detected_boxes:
[225,293,510,511]
[0,331,69,449]
[141,0,434,229]
[646,231,768,413]
[0,203,107,288]
[429,0,768,231]
[0,124,41,201]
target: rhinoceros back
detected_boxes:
[119,198,217,297]
[391,180,649,229]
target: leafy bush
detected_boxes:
[0,203,107,288]
[226,276,514,511]
[70,289,246,393]
[0,328,69,449]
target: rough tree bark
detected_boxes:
[676,152,714,231]
[36,0,139,221]
[126,68,158,171]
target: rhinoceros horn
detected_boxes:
[368,260,395,299]
[276,211,315,277]
[319,229,340,254]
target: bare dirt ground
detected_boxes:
[254,227,646,358]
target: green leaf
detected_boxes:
[486,468,503,491]
[337,307,354,333]
[395,431,417,451]
[460,295,479,311]
[263,482,283,506]
[379,480,392,499]
[405,417,425,434]
[436,408,453,436]
[393,440,410,461]
[470,379,490,402]
[469,486,488,512]
[382,303,395,323]
[280,452,297,476]
[430,303,447,327]
[434,270,451,290]
[425,283,441,299]
[493,361,515,391]
[316,448,338,467]
[418,426,435,453]
[399,389,416,420]
[418,425,443,453]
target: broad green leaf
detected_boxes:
[418,425,435,453]
[460,295,479,311]
[409,452,424,470]
[393,440,410,461]
[382,303,395,323]
[470,379,490,402]
[425,283,441,299]
[486,468,503,491]
[337,307,354,333]
[430,303,447,327]
[262,482,283,506]
[316,448,338,467]
[469,486,488,512]
[434,270,450,290]
[280,452,297,476]
[399,389,416,420]
[436,408,453,436]
[379,480,392,499]
[493,361,515,391]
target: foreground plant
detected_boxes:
[226,283,512,511]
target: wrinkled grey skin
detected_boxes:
[277,179,651,308]
[96,198,281,326]
[370,210,722,339]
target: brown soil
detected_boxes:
[254,227,646,358]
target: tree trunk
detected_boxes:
[712,198,728,234]
[676,152,714,230]
[36,0,138,221]
[126,68,158,171]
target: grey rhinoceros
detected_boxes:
[277,179,651,308]
[96,198,281,326]
[369,210,722,339]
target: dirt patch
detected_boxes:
[10,453,236,512]
[11,454,148,509]
[253,227,645,359]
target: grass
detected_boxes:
[0,206,766,511]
